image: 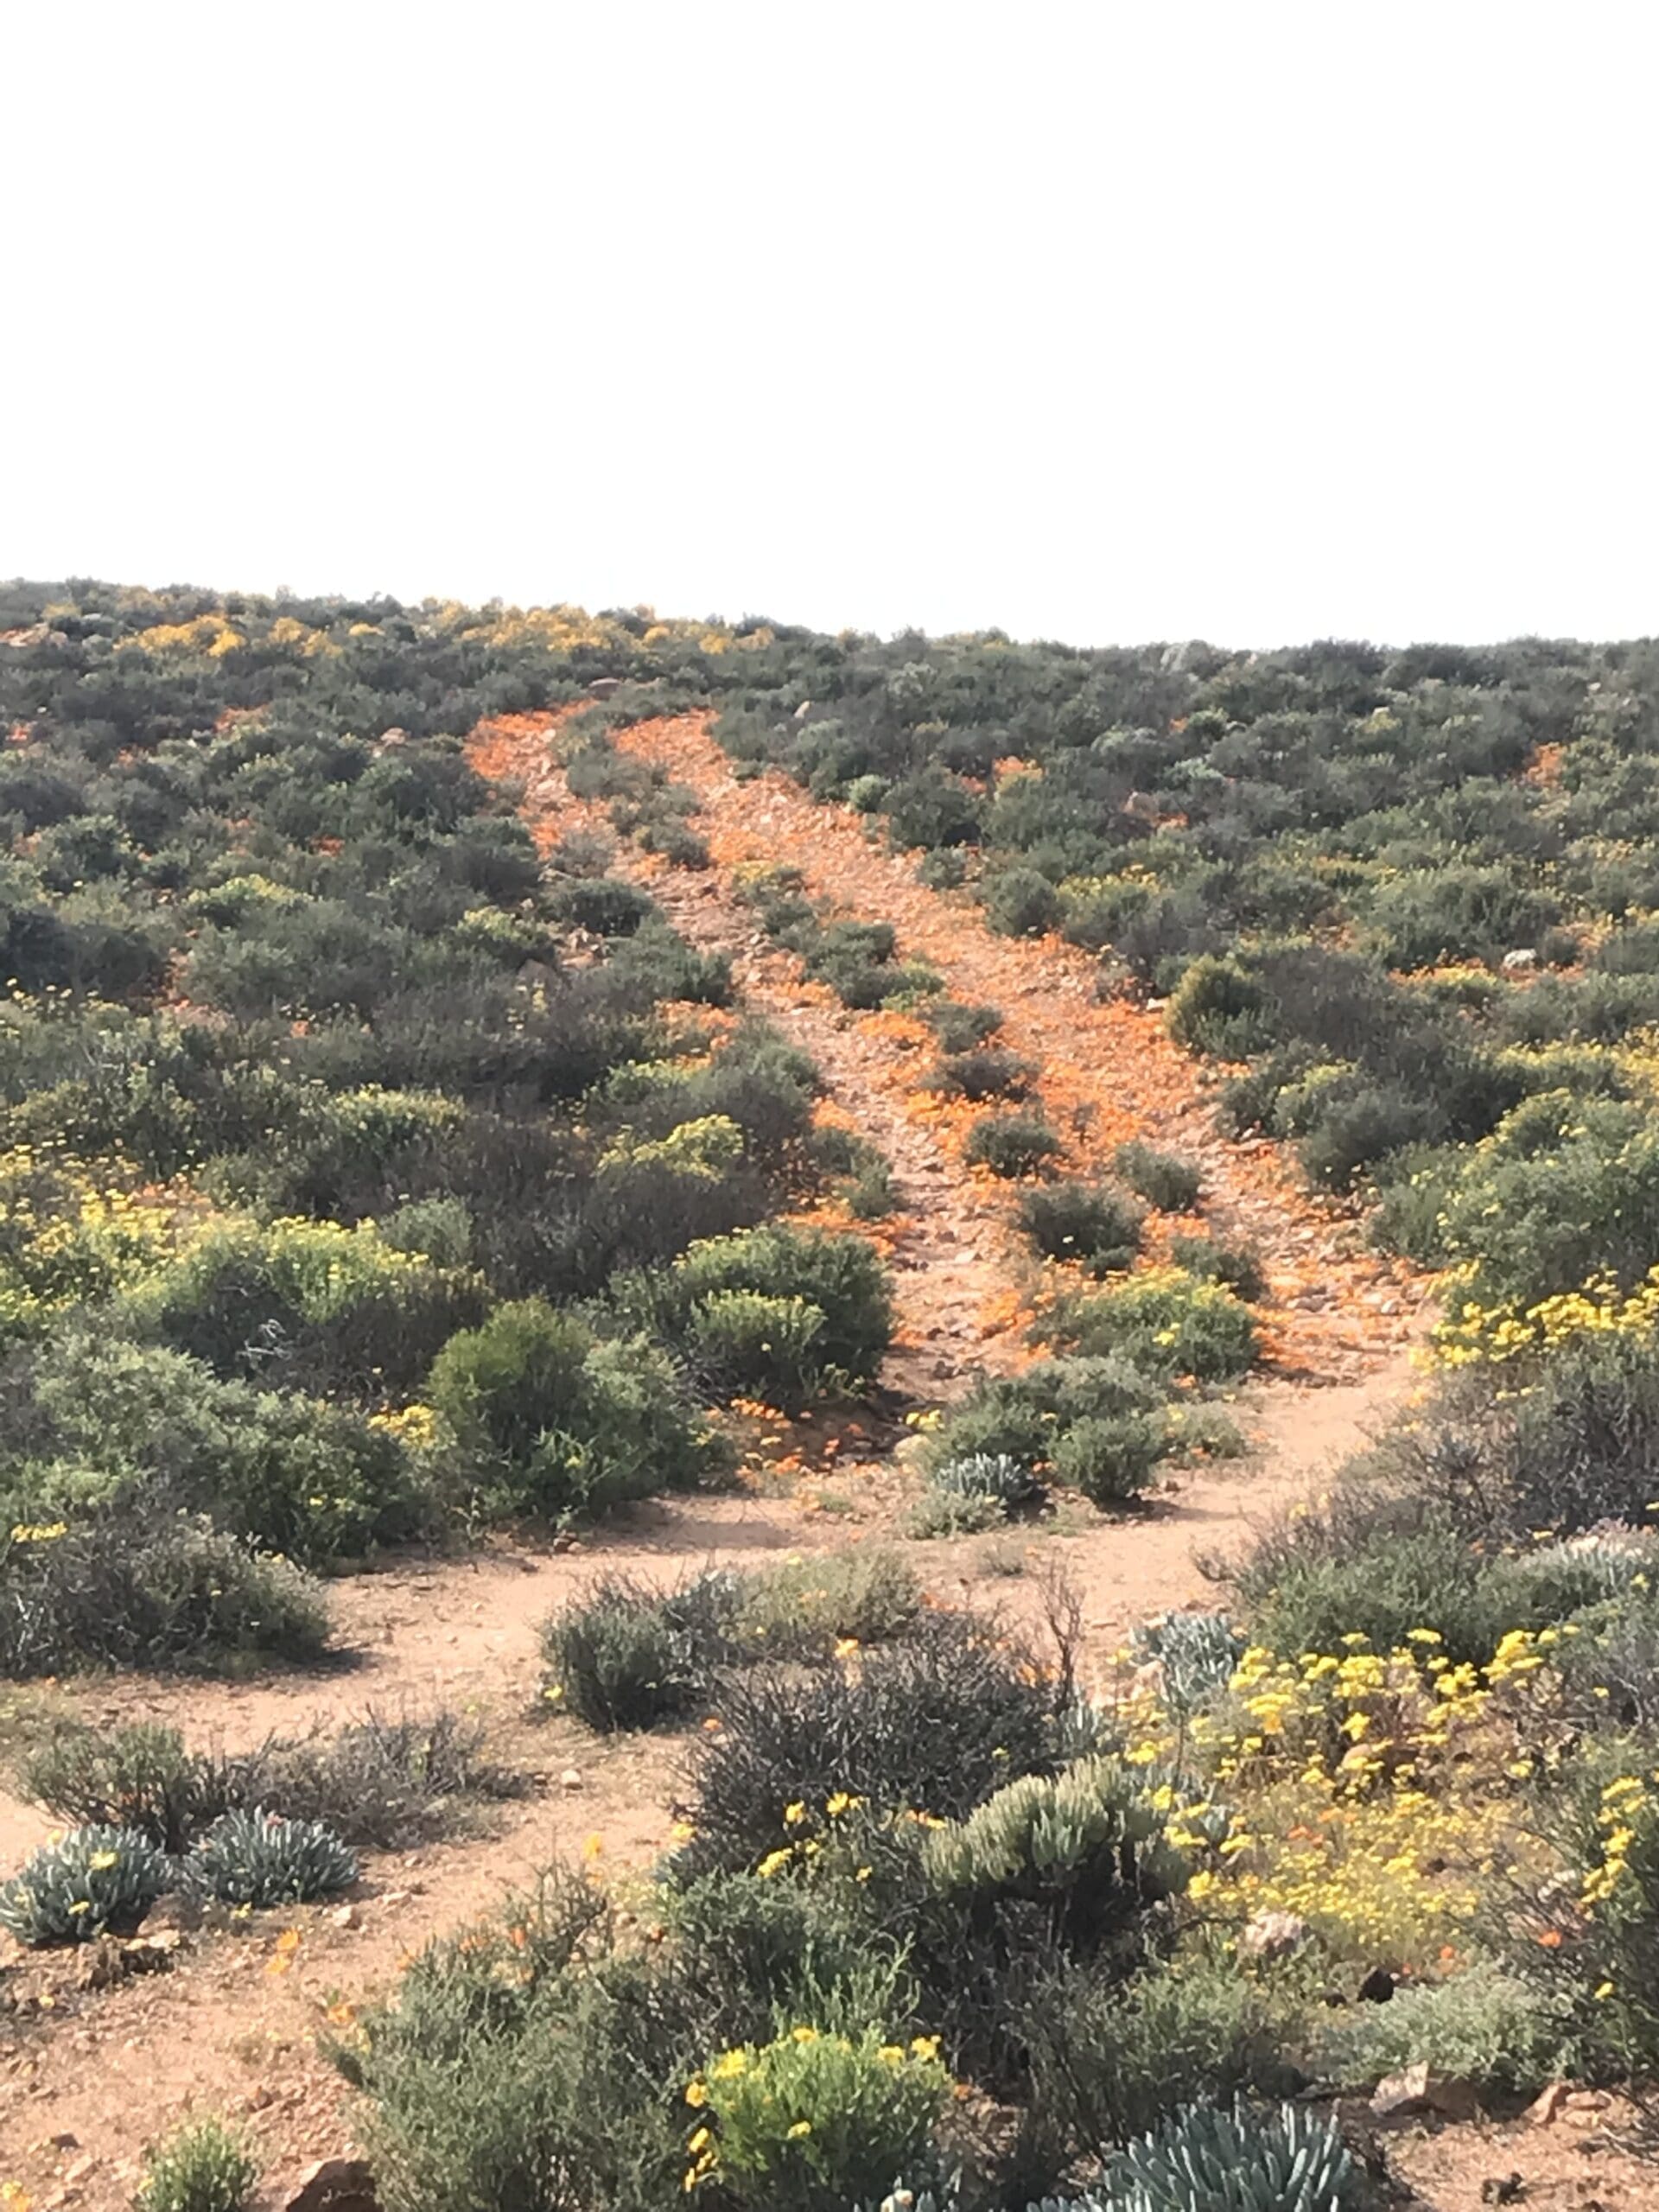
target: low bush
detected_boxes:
[963,1112,1063,1179]
[634,1224,895,1401]
[926,1047,1038,1103]
[734,1549,920,1660]
[542,1573,734,1732]
[1051,1411,1165,1503]
[1017,1181,1144,1274]
[16,1706,508,1854]
[672,1615,1068,1879]
[1047,1268,1257,1383]
[136,2120,257,2212]
[683,2024,950,2212]
[1022,1952,1303,2152]
[984,866,1063,938]
[924,1355,1165,1481]
[1167,1233,1266,1302]
[686,1289,828,1408]
[1310,1961,1572,2094]
[919,1000,1004,1052]
[428,1299,721,1521]
[187,1807,358,1907]
[0,1823,172,1944]
[1113,1141,1202,1212]
[0,1512,329,1677]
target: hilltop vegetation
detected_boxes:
[10,582,1659,2208]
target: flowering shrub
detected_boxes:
[682,2026,950,2209]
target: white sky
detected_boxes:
[9,2,1658,649]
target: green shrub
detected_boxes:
[687,1289,829,1408]
[1113,1141,1202,1212]
[1052,1412,1165,1503]
[1,1336,432,1567]
[920,1000,1004,1052]
[673,1616,1067,1879]
[428,1300,721,1521]
[136,2120,257,2212]
[1165,957,1270,1059]
[1310,1961,1572,2094]
[1017,1182,1144,1274]
[924,1356,1164,1481]
[549,875,654,937]
[1167,1234,1265,1302]
[660,1224,894,1392]
[1022,1953,1304,2155]
[542,1573,735,1732]
[344,1873,686,2212]
[1048,1268,1256,1383]
[0,1823,172,1944]
[927,1048,1038,1103]
[17,1720,207,1854]
[187,1807,358,1907]
[884,766,982,852]
[683,2024,950,2212]
[734,1549,920,1660]
[964,1112,1063,1179]
[0,1511,330,1677]
[985,867,1063,938]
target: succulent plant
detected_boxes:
[926,1452,1041,1507]
[186,1807,357,1907]
[1133,1611,1244,1714]
[0,1822,173,1945]
[1103,2098,1357,2212]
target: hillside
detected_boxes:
[3,584,1659,2211]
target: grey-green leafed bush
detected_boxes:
[17,1707,507,1854]
[1114,1141,1203,1214]
[964,1113,1064,1179]
[0,1511,329,1678]
[1310,1961,1573,2094]
[187,1807,357,1906]
[1104,2100,1357,2212]
[1018,1181,1145,1275]
[136,2120,257,2212]
[542,1573,734,1732]
[0,1823,173,1944]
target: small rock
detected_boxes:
[331,1904,359,1930]
[1564,2088,1610,2111]
[43,2133,79,2152]
[1370,2061,1481,2120]
[1357,1966,1396,2004]
[1481,2175,1526,2204]
[560,1768,584,1792]
[588,677,622,699]
[270,2156,379,2212]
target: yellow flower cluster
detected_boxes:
[1580,1773,1652,1911]
[1433,1267,1659,1367]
